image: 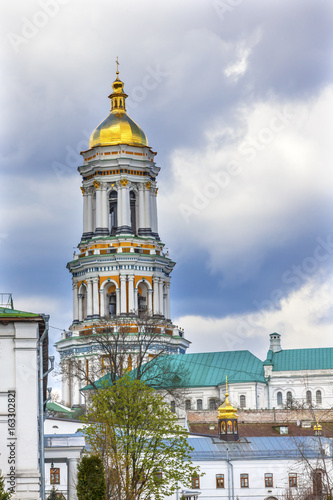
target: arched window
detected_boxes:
[130,191,137,234]
[316,390,322,405]
[109,191,118,235]
[306,390,312,405]
[286,391,292,407]
[196,399,203,410]
[240,395,246,408]
[137,282,148,317]
[277,392,282,406]
[185,400,191,410]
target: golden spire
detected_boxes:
[108,58,128,113]
[217,375,238,420]
[115,57,120,80]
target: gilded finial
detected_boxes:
[225,375,228,397]
[116,57,120,80]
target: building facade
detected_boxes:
[56,66,189,407]
[0,298,49,500]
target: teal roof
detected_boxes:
[264,348,333,371]
[146,351,266,387]
[0,307,40,318]
[82,350,266,391]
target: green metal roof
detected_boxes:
[46,401,74,415]
[265,348,333,371]
[82,350,266,391]
[145,351,266,387]
[0,307,40,318]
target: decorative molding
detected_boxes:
[80,186,85,194]
[120,178,129,187]
[145,181,152,190]
[93,180,101,189]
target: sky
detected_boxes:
[1,0,333,391]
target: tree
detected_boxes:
[77,455,106,500]
[60,314,189,406]
[0,474,11,500]
[80,375,200,500]
[47,486,65,500]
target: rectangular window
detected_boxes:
[265,473,273,487]
[240,474,249,488]
[216,474,224,488]
[289,473,297,487]
[50,468,60,485]
[192,476,200,489]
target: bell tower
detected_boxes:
[56,63,190,406]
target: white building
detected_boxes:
[0,297,49,500]
[56,65,190,407]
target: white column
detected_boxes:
[120,275,127,314]
[87,279,93,317]
[101,184,108,231]
[82,190,88,235]
[95,184,102,232]
[144,185,151,230]
[121,184,131,230]
[159,279,164,316]
[138,185,145,231]
[68,458,79,500]
[153,277,159,315]
[78,294,84,322]
[152,188,158,235]
[99,288,105,317]
[134,287,139,315]
[147,289,153,316]
[128,275,135,314]
[165,283,170,320]
[117,188,123,228]
[116,287,121,316]
[62,370,70,406]
[87,189,93,235]
[73,282,79,323]
[93,277,99,317]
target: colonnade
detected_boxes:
[82,181,158,238]
[73,277,170,322]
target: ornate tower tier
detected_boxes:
[56,64,190,407]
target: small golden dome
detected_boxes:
[89,60,148,149]
[217,376,238,420]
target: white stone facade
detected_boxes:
[0,311,47,500]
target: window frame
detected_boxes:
[240,473,249,488]
[216,474,224,489]
[289,473,297,488]
[265,473,273,487]
[191,475,200,489]
[50,467,60,485]
[240,394,246,408]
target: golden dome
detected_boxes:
[217,376,238,420]
[89,61,148,149]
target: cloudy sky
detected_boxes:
[1,0,333,389]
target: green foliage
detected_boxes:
[77,455,106,500]
[47,486,65,500]
[0,474,11,500]
[81,375,201,500]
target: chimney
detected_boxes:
[269,333,281,353]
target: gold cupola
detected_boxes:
[218,376,239,441]
[89,59,148,149]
